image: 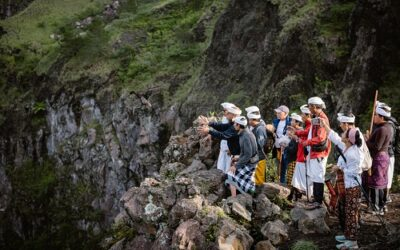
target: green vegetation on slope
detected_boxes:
[0,0,228,109]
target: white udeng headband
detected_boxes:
[338,115,355,123]
[376,106,391,117]
[247,113,261,119]
[300,104,310,114]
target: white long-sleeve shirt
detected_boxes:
[328,130,363,188]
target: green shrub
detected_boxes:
[291,240,319,250]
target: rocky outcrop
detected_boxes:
[260,219,289,245]
[290,206,330,235]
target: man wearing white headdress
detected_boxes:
[376,102,396,206]
[225,116,259,196]
[293,97,331,209]
[246,106,267,186]
[215,102,236,172]
[288,105,313,200]
[197,105,242,173]
[365,102,392,214]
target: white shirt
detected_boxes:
[329,130,363,188]
[276,120,286,138]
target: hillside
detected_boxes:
[1,0,400,249]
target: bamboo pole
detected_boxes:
[369,90,379,133]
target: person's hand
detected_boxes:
[198,115,209,126]
[287,125,295,132]
[319,118,328,129]
[229,165,236,174]
[331,165,340,173]
[364,130,371,141]
[266,124,275,133]
[197,125,209,136]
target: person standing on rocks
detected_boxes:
[383,103,398,205]
[288,105,313,201]
[285,113,303,201]
[246,106,267,186]
[322,123,364,249]
[292,97,331,209]
[365,103,392,215]
[215,102,237,172]
[225,116,259,197]
[197,105,242,172]
[272,105,291,184]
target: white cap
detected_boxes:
[233,116,248,126]
[337,113,355,123]
[221,102,236,110]
[290,113,303,123]
[226,106,242,115]
[300,104,310,114]
[274,105,289,114]
[308,96,326,109]
[245,106,260,113]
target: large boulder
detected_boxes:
[254,194,281,221]
[120,178,194,224]
[169,196,203,227]
[178,159,207,177]
[159,162,186,179]
[191,169,226,200]
[232,202,252,222]
[255,240,276,250]
[221,194,253,221]
[151,223,172,250]
[162,134,200,165]
[218,219,254,250]
[290,206,330,234]
[124,235,152,249]
[260,219,289,245]
[172,219,206,249]
[257,183,290,200]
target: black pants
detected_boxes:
[313,182,324,204]
[370,188,385,211]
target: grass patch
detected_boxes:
[291,240,319,250]
[0,0,109,46]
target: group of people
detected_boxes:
[197,96,398,250]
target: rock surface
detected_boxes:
[290,206,330,235]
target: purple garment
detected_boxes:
[368,152,390,189]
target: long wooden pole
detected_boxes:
[369,90,379,133]
[368,90,378,176]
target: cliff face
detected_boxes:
[0,0,399,248]
[182,0,400,125]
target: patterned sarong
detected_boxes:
[344,186,361,240]
[286,161,296,188]
[225,164,256,194]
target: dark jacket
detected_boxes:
[251,121,267,160]
[285,139,298,163]
[367,122,392,158]
[236,128,259,169]
[208,122,240,155]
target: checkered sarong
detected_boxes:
[286,161,296,188]
[225,163,256,194]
